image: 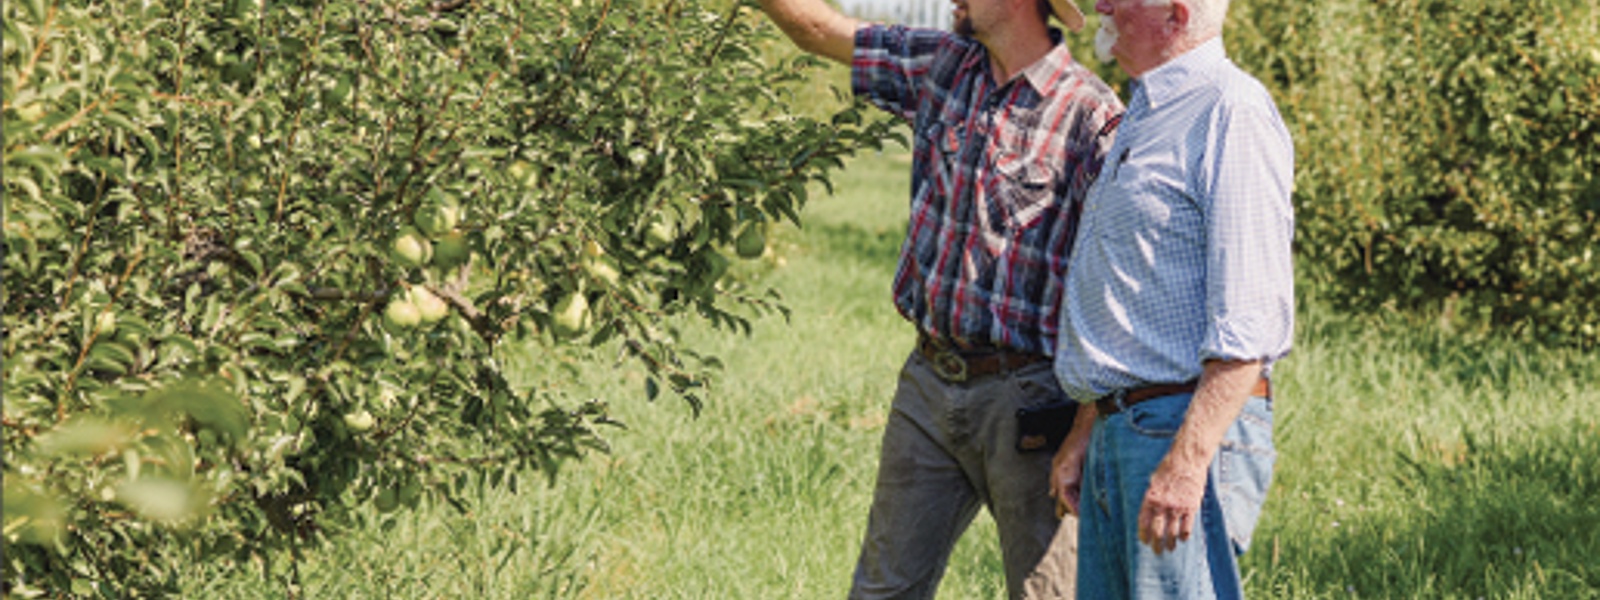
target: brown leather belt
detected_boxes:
[1094,378,1271,416]
[916,333,1048,383]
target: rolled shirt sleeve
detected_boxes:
[1198,99,1295,366]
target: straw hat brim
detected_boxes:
[1046,0,1086,32]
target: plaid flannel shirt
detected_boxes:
[852,24,1122,356]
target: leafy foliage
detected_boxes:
[1,0,894,595]
[1229,0,1600,345]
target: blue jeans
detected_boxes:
[1076,393,1275,599]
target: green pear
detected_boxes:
[551,292,591,339]
[410,285,450,324]
[583,258,621,288]
[343,410,375,433]
[374,486,400,513]
[398,480,423,509]
[735,224,767,259]
[433,230,469,267]
[383,298,422,329]
[414,195,460,239]
[391,228,432,267]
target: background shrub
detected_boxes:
[1229,0,1600,345]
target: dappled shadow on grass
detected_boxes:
[1320,422,1600,597]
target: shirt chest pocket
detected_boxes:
[990,148,1066,233]
[1090,150,1194,243]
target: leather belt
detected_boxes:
[1094,377,1271,416]
[916,332,1048,383]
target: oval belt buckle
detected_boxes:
[933,349,968,383]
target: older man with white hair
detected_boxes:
[1046,0,1295,598]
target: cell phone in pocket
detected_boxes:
[1015,401,1077,453]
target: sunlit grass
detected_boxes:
[187,146,1599,599]
[1251,291,1600,599]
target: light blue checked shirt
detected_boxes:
[1053,38,1295,403]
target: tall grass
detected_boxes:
[1253,283,1600,599]
[186,147,1599,599]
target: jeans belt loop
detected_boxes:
[1112,387,1130,414]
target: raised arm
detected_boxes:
[755,0,863,65]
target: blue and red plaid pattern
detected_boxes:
[852,24,1123,356]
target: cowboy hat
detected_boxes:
[1046,0,1086,32]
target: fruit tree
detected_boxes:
[1,0,896,595]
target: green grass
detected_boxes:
[186,148,1600,599]
[1250,291,1600,599]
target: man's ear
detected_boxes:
[1167,0,1190,31]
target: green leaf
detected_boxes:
[2,476,66,546]
[6,146,66,172]
[37,417,136,457]
[25,0,46,24]
[237,248,264,277]
[117,477,205,523]
[86,342,137,375]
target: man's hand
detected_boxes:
[1137,459,1207,554]
[1135,359,1262,554]
[1049,402,1097,518]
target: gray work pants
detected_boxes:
[850,351,1078,599]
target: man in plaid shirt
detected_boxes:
[757,0,1121,597]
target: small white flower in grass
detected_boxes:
[1331,521,1341,528]
[1513,547,1523,555]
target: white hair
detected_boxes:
[1185,0,1229,36]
